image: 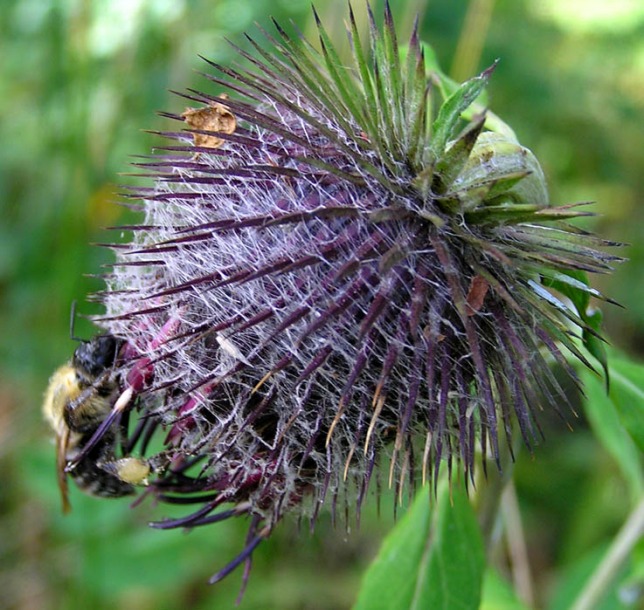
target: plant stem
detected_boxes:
[571,496,644,610]
[502,481,535,608]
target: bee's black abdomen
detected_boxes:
[67,430,134,498]
[70,458,135,498]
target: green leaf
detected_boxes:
[429,62,519,140]
[548,545,632,610]
[354,484,485,610]
[465,203,589,225]
[481,569,531,610]
[541,269,611,387]
[541,269,591,314]
[609,358,644,452]
[381,2,403,137]
[401,36,431,166]
[312,8,375,138]
[398,41,443,76]
[580,367,644,500]
[620,538,644,605]
[434,116,486,192]
[583,308,610,390]
[430,56,487,107]
[429,63,496,163]
[347,5,380,137]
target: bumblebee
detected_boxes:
[43,335,150,512]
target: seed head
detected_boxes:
[96,2,619,584]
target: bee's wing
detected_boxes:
[56,427,72,514]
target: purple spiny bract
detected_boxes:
[92,2,618,586]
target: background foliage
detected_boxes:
[0,0,642,608]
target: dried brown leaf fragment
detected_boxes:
[182,94,236,149]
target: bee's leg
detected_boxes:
[98,456,151,486]
[65,386,134,472]
[99,450,173,487]
[56,427,72,514]
[118,405,131,454]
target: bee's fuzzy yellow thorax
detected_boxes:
[42,364,80,434]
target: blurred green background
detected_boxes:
[1,0,642,608]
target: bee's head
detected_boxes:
[72,335,122,381]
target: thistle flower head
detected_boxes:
[94,2,618,584]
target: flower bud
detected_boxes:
[92,2,619,586]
